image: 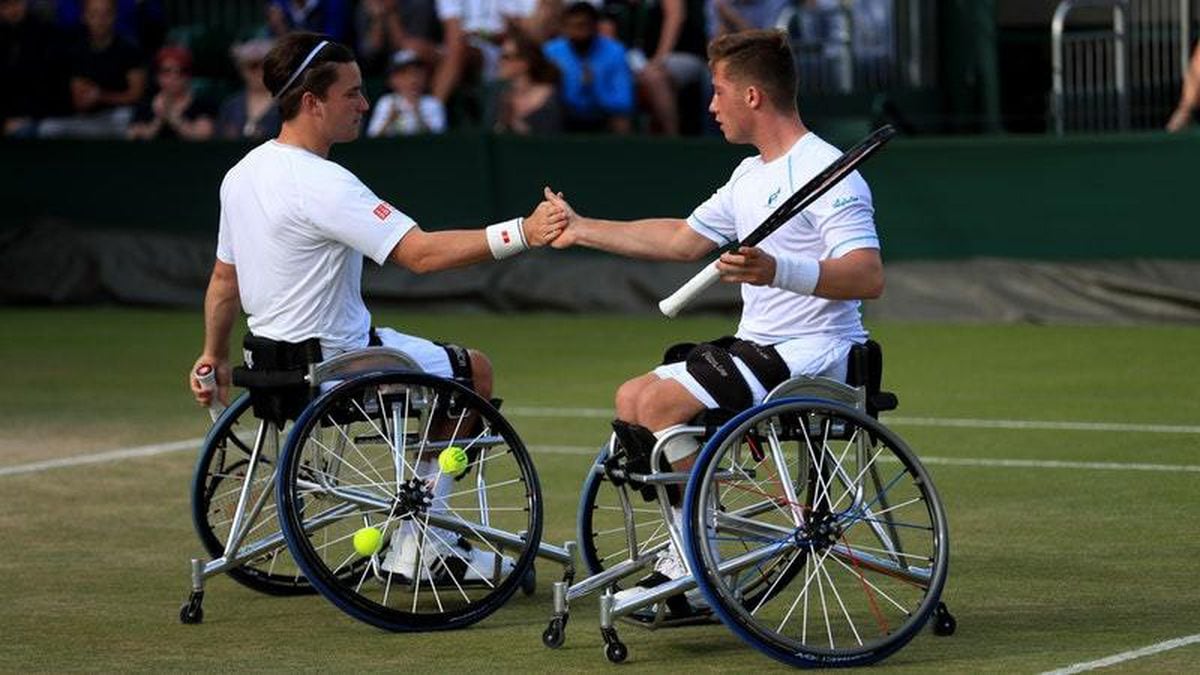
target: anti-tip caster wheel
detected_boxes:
[604,640,628,664]
[542,616,566,649]
[932,601,957,636]
[179,594,204,625]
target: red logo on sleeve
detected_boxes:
[501,230,511,244]
[373,202,392,221]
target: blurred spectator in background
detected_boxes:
[708,0,789,36]
[367,48,445,136]
[53,0,165,52]
[217,38,281,140]
[544,1,632,132]
[38,0,145,138]
[430,0,539,104]
[127,44,214,140]
[1166,42,1200,132]
[266,0,352,43]
[606,0,708,136]
[494,30,561,134]
[1,0,60,136]
[355,0,441,74]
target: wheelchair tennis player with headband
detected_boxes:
[540,29,953,667]
[183,31,566,628]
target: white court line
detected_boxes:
[506,407,1200,435]
[3,408,1200,478]
[1040,633,1200,674]
[0,439,201,477]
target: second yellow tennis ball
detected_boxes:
[352,527,383,557]
[438,446,469,474]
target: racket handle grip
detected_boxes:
[659,263,721,318]
[195,364,225,423]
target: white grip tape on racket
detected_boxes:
[195,364,225,422]
[658,262,721,318]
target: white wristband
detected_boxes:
[485,217,528,259]
[772,256,821,295]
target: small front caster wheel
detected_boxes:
[605,640,628,664]
[179,601,204,625]
[542,617,566,649]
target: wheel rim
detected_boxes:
[685,398,949,665]
[277,371,542,630]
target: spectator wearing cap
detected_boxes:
[217,38,282,140]
[127,44,216,140]
[367,48,446,136]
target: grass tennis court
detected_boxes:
[1,308,1197,672]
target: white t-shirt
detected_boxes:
[435,0,536,35]
[687,132,878,345]
[367,93,447,137]
[216,140,416,355]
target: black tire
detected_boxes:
[683,398,950,668]
[276,370,543,631]
[191,393,313,595]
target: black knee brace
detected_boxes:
[608,420,683,505]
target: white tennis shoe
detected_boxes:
[381,525,514,583]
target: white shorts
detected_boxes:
[372,327,455,378]
[652,336,860,410]
[318,327,454,389]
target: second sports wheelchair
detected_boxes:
[544,340,956,667]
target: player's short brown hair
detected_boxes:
[707,30,798,113]
[264,32,356,121]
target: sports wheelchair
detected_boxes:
[543,340,956,667]
[181,339,572,630]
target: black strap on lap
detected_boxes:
[437,341,473,386]
[674,335,787,412]
[728,340,790,392]
[686,343,753,412]
[232,334,322,426]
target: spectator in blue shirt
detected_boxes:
[543,2,633,133]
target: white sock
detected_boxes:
[412,457,457,545]
[654,426,700,464]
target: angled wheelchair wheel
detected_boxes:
[682,398,950,668]
[275,370,542,632]
[576,438,676,579]
[191,393,312,595]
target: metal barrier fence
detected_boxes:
[776,0,937,95]
[1051,0,1195,134]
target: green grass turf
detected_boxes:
[0,308,1198,672]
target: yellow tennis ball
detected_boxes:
[353,527,383,557]
[439,446,469,475]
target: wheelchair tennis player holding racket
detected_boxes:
[544,29,887,613]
